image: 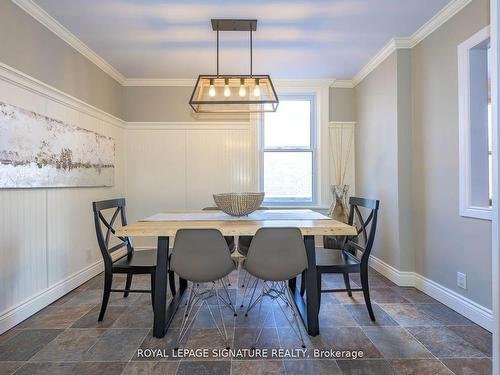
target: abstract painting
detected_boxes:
[0,101,114,188]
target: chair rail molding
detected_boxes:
[0,62,125,129]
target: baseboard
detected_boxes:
[369,256,493,332]
[0,260,103,335]
[369,256,415,286]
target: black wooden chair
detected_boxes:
[311,197,380,320]
[92,198,176,321]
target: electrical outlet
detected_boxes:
[457,272,467,289]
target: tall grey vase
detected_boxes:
[324,185,350,249]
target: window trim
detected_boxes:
[458,26,492,220]
[259,94,318,206]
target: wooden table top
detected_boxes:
[115,210,357,237]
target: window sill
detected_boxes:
[460,206,492,221]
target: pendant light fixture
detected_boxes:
[189,19,279,113]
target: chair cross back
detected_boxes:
[92,198,132,264]
[345,197,379,263]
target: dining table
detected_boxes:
[115,209,357,338]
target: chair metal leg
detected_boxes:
[244,278,259,316]
[343,272,352,297]
[285,283,306,348]
[98,272,112,321]
[169,271,176,296]
[220,278,237,316]
[252,281,270,349]
[360,266,375,321]
[213,286,230,349]
[124,274,133,298]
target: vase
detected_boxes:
[324,185,350,249]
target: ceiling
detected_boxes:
[33,0,451,80]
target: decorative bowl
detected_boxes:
[213,192,265,216]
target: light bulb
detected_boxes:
[239,79,246,97]
[208,84,216,97]
[224,79,231,97]
[253,80,261,97]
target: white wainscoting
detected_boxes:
[124,122,258,248]
[0,63,126,334]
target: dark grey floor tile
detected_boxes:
[284,359,342,374]
[231,360,285,374]
[441,358,492,375]
[189,305,237,329]
[335,288,409,305]
[71,361,126,375]
[389,359,453,375]
[111,305,154,329]
[0,361,23,375]
[63,290,103,306]
[317,304,359,328]
[362,326,433,359]
[185,328,234,359]
[344,304,398,327]
[413,304,475,325]
[16,305,92,329]
[378,304,441,326]
[133,329,181,361]
[122,361,179,375]
[314,327,382,358]
[235,302,275,328]
[176,360,231,375]
[447,325,492,357]
[406,326,485,358]
[0,330,20,345]
[0,329,62,361]
[82,328,149,361]
[71,306,127,328]
[336,359,395,374]
[14,362,76,375]
[30,328,106,362]
[233,327,280,357]
[391,288,439,304]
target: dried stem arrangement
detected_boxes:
[329,124,354,186]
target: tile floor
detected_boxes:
[0,268,492,375]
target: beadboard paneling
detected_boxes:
[0,64,125,333]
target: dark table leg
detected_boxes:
[288,235,319,336]
[153,236,188,339]
[153,236,169,338]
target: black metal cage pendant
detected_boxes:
[189,19,279,113]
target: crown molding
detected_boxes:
[409,0,473,48]
[12,0,126,85]
[331,80,354,89]
[13,0,473,90]
[352,0,473,87]
[352,37,411,87]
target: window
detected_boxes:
[458,26,492,220]
[260,95,316,205]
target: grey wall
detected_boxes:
[355,0,491,308]
[0,1,123,118]
[355,52,404,269]
[123,86,249,122]
[329,87,355,122]
[411,0,491,308]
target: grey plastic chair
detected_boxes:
[170,229,237,348]
[243,227,308,348]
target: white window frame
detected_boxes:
[458,26,492,220]
[259,93,318,206]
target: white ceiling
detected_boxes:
[33,0,451,80]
